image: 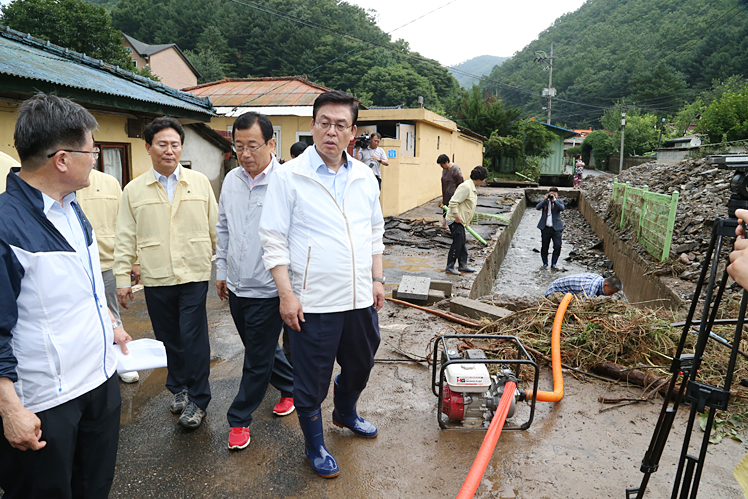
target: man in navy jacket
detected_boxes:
[536,186,565,270]
[0,94,130,498]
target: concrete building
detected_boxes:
[357,108,486,217]
[656,136,703,165]
[0,26,230,197]
[123,34,201,90]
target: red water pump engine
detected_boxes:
[440,348,520,424]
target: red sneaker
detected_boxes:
[228,427,250,450]
[273,396,295,416]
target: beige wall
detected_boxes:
[123,40,147,70]
[0,102,152,183]
[379,138,444,217]
[454,134,485,171]
[0,101,20,163]
[360,109,483,217]
[211,115,313,161]
[182,127,225,198]
[150,49,197,90]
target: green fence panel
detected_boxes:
[609,184,679,262]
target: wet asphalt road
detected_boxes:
[111,270,484,499]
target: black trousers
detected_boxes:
[282,324,292,366]
[0,375,121,499]
[291,306,380,413]
[540,226,563,266]
[227,292,294,427]
[447,222,468,269]
[144,281,211,410]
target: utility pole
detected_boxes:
[619,108,626,174]
[534,43,556,125]
[656,117,666,150]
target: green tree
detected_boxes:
[601,105,659,156]
[484,119,555,178]
[581,130,615,170]
[183,49,226,85]
[108,0,461,107]
[355,64,437,108]
[673,98,704,137]
[455,86,522,138]
[1,0,133,69]
[696,81,748,144]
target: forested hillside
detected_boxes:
[480,0,748,128]
[449,55,509,88]
[105,0,460,111]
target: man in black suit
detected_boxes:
[536,186,565,270]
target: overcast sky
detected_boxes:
[346,0,588,67]
[0,0,589,68]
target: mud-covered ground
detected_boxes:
[95,187,746,498]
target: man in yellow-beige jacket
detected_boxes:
[445,166,488,275]
[114,117,217,429]
[77,169,140,383]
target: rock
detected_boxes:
[675,243,696,253]
[679,253,691,264]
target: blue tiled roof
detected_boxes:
[0,26,214,117]
[540,122,581,137]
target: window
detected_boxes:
[95,143,130,187]
[273,125,282,157]
[295,131,314,146]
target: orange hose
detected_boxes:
[456,381,517,499]
[524,292,572,403]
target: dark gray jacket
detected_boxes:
[536,197,565,231]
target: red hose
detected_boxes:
[454,293,572,498]
[455,381,516,499]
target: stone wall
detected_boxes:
[578,191,682,310]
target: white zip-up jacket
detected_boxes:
[259,147,384,313]
[215,158,279,298]
[0,173,117,413]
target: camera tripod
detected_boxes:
[626,159,748,498]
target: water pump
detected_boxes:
[440,348,519,424]
[432,334,539,430]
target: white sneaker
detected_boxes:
[119,371,140,383]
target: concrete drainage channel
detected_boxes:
[462,187,682,309]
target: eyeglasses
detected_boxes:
[47,147,100,161]
[233,141,269,154]
[152,142,182,151]
[314,121,353,133]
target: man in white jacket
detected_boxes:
[215,112,295,451]
[0,93,130,498]
[259,90,385,479]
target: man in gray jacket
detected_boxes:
[536,186,565,270]
[215,112,294,451]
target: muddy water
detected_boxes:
[493,208,590,296]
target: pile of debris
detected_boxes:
[383,217,455,249]
[562,209,613,275]
[447,295,748,438]
[383,194,521,249]
[581,158,738,281]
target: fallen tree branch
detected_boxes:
[385,297,481,327]
[599,396,647,404]
[593,362,676,398]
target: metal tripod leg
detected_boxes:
[626,217,741,499]
[670,287,747,499]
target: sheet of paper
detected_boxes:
[114,338,167,374]
[734,451,748,498]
